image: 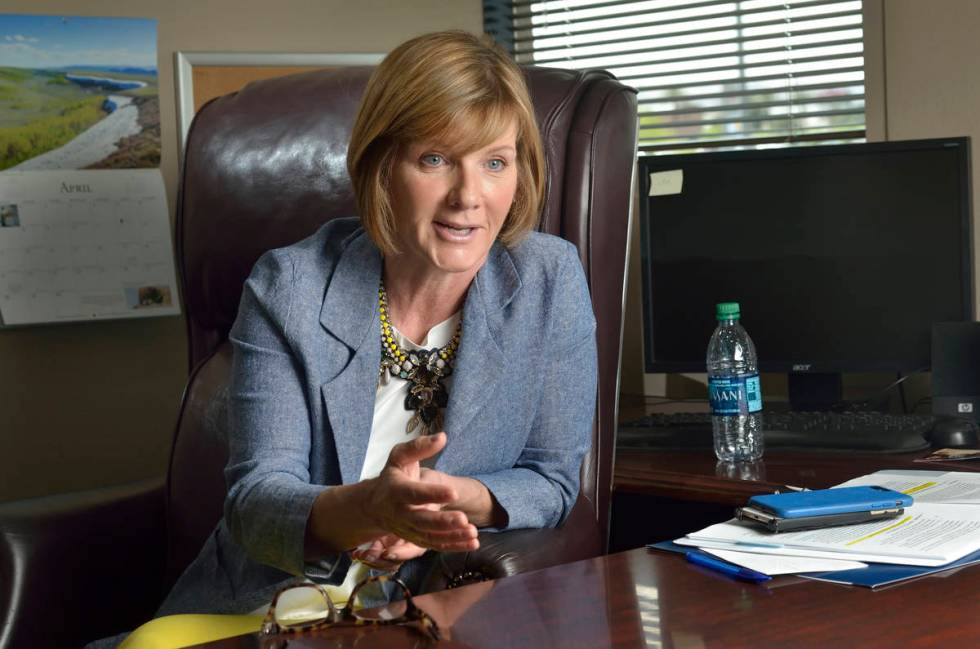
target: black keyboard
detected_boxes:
[618,410,934,453]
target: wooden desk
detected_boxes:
[191,546,980,648]
[614,447,960,504]
[610,448,979,551]
[613,396,967,505]
[610,395,980,549]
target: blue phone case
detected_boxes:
[747,486,913,518]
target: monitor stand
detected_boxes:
[788,373,843,411]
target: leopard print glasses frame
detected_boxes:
[260,575,441,644]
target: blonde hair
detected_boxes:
[347,30,545,255]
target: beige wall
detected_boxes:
[623,0,980,398]
[876,0,980,314]
[0,0,482,502]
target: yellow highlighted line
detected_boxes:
[903,482,936,495]
[845,515,913,546]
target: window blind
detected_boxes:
[486,0,866,153]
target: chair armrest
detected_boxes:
[0,477,167,649]
[422,496,602,592]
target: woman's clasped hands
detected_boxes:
[354,433,479,569]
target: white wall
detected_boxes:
[876,0,980,314]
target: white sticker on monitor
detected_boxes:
[649,169,683,196]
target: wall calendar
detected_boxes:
[0,169,179,326]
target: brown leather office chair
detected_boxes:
[0,65,637,649]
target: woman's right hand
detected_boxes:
[351,533,426,571]
[365,433,479,552]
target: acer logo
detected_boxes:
[792,364,812,372]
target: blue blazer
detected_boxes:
[158,217,597,615]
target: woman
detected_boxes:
[90,30,596,648]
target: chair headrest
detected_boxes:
[178,65,612,365]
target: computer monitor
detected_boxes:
[639,137,974,410]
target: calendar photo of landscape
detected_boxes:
[0,14,158,171]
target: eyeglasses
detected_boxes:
[260,574,441,644]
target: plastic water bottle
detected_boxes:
[707,302,764,462]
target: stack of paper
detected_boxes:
[673,469,980,587]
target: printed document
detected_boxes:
[681,502,980,567]
[835,470,980,505]
[703,548,866,575]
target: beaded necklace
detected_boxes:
[378,282,461,436]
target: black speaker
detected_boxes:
[932,322,980,422]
